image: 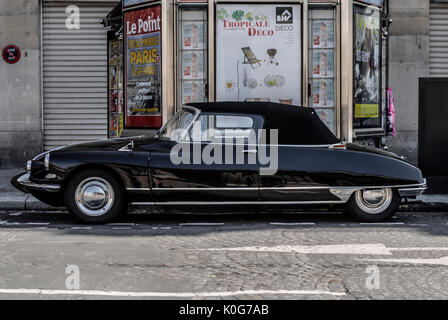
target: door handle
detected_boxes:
[242,149,257,154]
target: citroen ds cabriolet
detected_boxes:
[11,102,426,223]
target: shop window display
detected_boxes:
[353,4,382,129]
[308,7,337,134]
[178,7,208,107]
[108,39,124,138]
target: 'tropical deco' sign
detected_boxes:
[124,4,162,128]
[215,4,302,105]
[2,45,21,64]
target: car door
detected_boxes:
[148,112,264,203]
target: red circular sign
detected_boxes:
[2,45,21,64]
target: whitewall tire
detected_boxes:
[346,187,400,222]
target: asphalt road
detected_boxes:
[0,209,447,300]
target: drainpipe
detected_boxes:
[40,0,44,152]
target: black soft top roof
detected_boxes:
[185,102,339,145]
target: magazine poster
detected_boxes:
[312,20,334,49]
[312,79,334,108]
[312,49,334,78]
[215,4,301,104]
[315,108,334,133]
[183,22,206,50]
[124,5,162,128]
[182,81,205,104]
[353,6,381,127]
[182,51,205,80]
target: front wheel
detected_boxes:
[346,187,400,222]
[65,169,126,224]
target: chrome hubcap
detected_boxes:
[75,177,114,217]
[355,187,393,215]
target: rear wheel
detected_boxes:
[346,187,400,222]
[65,169,126,224]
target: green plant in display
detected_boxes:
[245,12,253,21]
[232,10,245,21]
[217,8,229,20]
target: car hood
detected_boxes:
[345,143,405,162]
[53,133,159,152]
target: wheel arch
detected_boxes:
[61,164,126,197]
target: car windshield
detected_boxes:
[158,108,195,141]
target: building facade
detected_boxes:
[7,0,442,170]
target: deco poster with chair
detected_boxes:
[215,4,301,105]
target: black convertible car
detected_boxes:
[12,102,426,223]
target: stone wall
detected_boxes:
[387,0,430,164]
[0,0,41,167]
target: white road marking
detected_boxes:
[152,227,172,230]
[24,223,50,226]
[358,256,448,266]
[0,288,346,297]
[106,223,136,226]
[359,222,405,226]
[71,227,92,230]
[8,213,22,216]
[390,247,448,252]
[112,227,132,230]
[179,223,225,226]
[269,222,315,226]
[200,244,393,255]
[201,244,448,255]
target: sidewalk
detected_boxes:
[0,168,59,211]
[1,167,447,212]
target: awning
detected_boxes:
[103,1,122,29]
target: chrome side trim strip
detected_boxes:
[127,182,427,193]
[131,200,345,206]
[16,173,60,192]
[149,187,329,191]
[173,141,335,149]
[127,187,329,192]
[126,188,151,191]
[398,187,426,197]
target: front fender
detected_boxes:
[49,150,151,190]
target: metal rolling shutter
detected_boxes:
[430,3,448,77]
[43,2,116,149]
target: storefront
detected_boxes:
[42,1,119,150]
[103,0,390,146]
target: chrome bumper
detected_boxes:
[398,179,427,197]
[14,173,61,193]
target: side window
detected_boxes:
[160,109,195,141]
[215,115,253,129]
[188,114,261,142]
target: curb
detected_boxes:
[0,195,62,212]
[400,202,448,213]
[1,197,448,213]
